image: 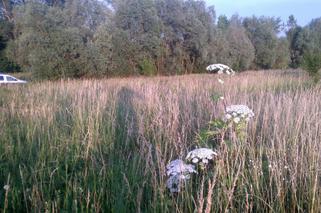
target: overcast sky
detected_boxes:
[205,0,321,26]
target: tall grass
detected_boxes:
[0,70,320,212]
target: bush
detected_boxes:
[302,52,321,82]
[139,58,157,76]
[0,55,21,72]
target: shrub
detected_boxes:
[139,58,157,76]
[302,51,321,82]
[0,55,20,72]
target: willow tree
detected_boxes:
[243,16,282,69]
[6,0,108,79]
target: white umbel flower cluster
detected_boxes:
[206,64,235,75]
[3,185,9,191]
[166,159,196,193]
[225,105,255,124]
[186,148,218,168]
[166,159,196,176]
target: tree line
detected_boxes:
[0,0,320,79]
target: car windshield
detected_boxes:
[6,76,18,81]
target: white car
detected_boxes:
[0,74,27,84]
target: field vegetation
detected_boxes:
[1,70,320,212]
[1,1,321,212]
[1,1,321,80]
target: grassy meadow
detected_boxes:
[0,70,321,212]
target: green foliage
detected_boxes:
[217,15,229,31]
[208,118,228,133]
[0,20,20,72]
[274,38,290,69]
[287,15,297,29]
[307,18,321,52]
[287,26,310,68]
[210,92,223,102]
[5,1,106,79]
[0,54,20,72]
[154,0,216,74]
[211,15,255,71]
[139,58,157,76]
[243,16,282,69]
[3,0,321,79]
[286,17,321,69]
[109,28,142,76]
[1,73,321,211]
[109,0,163,75]
[302,52,321,82]
[226,15,255,71]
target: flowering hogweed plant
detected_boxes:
[186,148,218,169]
[222,105,255,142]
[207,63,235,102]
[166,159,196,177]
[165,65,256,194]
[224,105,255,124]
[206,64,235,75]
[3,185,9,191]
[165,148,217,193]
[166,159,196,193]
[166,174,190,193]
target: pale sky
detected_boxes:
[206,0,321,26]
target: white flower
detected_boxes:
[219,96,224,100]
[207,154,214,160]
[218,78,224,84]
[192,158,199,163]
[166,174,190,193]
[3,185,9,191]
[233,117,241,124]
[225,113,232,120]
[224,105,254,123]
[202,158,209,164]
[206,64,235,75]
[186,148,218,168]
[166,159,196,193]
[166,159,196,177]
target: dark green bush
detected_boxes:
[302,52,321,82]
[139,58,157,76]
